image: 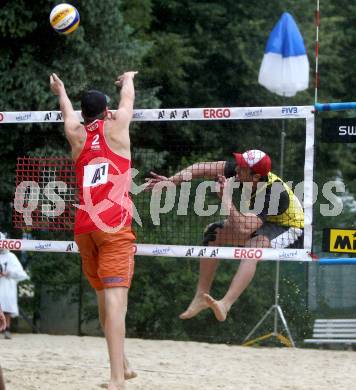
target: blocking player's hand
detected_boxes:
[50,73,65,96]
[115,71,138,87]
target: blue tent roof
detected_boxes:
[265,12,306,57]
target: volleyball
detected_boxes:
[49,3,80,35]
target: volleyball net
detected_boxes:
[0,105,315,261]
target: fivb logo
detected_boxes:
[281,106,299,116]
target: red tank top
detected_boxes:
[74,119,132,234]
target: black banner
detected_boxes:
[321,118,356,143]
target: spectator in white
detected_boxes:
[0,304,6,389]
[0,232,29,339]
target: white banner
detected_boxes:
[0,239,314,262]
[0,106,314,124]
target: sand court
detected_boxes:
[1,333,355,389]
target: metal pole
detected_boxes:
[279,120,286,179]
[243,305,275,343]
[315,0,320,105]
[273,261,281,335]
[276,305,295,347]
[274,118,285,335]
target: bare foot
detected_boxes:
[203,294,228,322]
[179,294,209,319]
[124,356,137,380]
[108,381,125,390]
[124,369,137,380]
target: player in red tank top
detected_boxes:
[50,71,138,390]
[75,117,132,235]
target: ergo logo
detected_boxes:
[203,108,231,119]
[234,248,263,259]
[0,240,22,250]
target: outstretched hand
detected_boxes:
[115,71,138,88]
[50,73,65,96]
[144,171,171,191]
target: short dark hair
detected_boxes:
[81,90,109,120]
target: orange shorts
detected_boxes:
[74,226,136,290]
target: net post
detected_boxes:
[315,0,320,105]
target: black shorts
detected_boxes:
[202,221,304,249]
[254,222,304,249]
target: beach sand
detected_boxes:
[1,333,355,390]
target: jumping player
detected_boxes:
[146,149,304,322]
[50,71,137,390]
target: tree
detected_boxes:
[0,0,155,231]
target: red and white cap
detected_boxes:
[233,150,271,177]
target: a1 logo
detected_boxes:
[83,162,109,187]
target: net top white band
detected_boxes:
[0,239,314,262]
[0,106,314,124]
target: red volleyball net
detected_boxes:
[13,157,77,231]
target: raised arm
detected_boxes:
[113,71,138,129]
[145,161,227,190]
[169,161,227,184]
[50,73,82,147]
[104,72,138,158]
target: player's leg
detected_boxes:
[179,258,220,319]
[104,286,128,390]
[97,289,106,329]
[3,313,11,339]
[75,233,127,388]
[96,290,137,380]
[180,221,243,319]
[206,225,303,320]
[204,234,270,321]
[94,228,135,390]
